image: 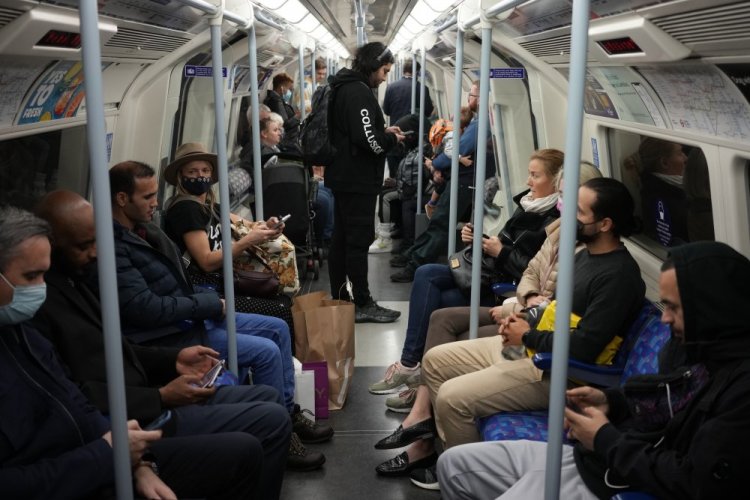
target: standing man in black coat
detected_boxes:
[382,59,434,178]
[327,41,406,323]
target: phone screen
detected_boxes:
[144,410,172,431]
[199,360,225,388]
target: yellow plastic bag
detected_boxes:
[526,300,622,365]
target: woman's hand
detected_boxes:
[481,236,502,257]
[460,223,474,244]
[239,224,279,247]
[525,294,548,308]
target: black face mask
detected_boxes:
[576,219,600,244]
[181,176,212,195]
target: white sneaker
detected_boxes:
[369,235,392,253]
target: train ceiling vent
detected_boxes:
[103,27,192,59]
[651,1,750,57]
[259,51,285,68]
[0,6,24,30]
[0,6,116,57]
[520,34,573,64]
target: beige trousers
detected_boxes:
[422,336,552,448]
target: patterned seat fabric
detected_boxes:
[478,301,671,443]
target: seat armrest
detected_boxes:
[532,353,623,387]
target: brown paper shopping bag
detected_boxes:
[292,291,355,410]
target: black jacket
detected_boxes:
[382,76,433,124]
[264,89,300,148]
[32,267,180,424]
[494,190,560,282]
[326,68,398,194]
[575,242,750,499]
[0,323,114,499]
[104,220,218,346]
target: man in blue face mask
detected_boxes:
[264,71,301,153]
[0,206,263,499]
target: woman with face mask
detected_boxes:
[264,72,301,153]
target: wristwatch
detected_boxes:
[138,452,159,476]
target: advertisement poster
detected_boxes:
[17,61,88,125]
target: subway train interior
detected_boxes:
[1,0,749,498]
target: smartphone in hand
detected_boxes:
[198,359,225,388]
[270,214,291,230]
[144,410,172,431]
[566,398,584,415]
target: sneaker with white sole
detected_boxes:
[385,387,417,412]
[368,361,421,394]
[368,234,392,253]
[410,464,440,490]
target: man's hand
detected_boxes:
[158,375,217,407]
[564,406,610,451]
[102,420,162,466]
[566,386,609,415]
[134,465,177,500]
[385,126,405,142]
[499,313,530,346]
[489,305,505,324]
[176,346,220,376]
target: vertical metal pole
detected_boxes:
[311,47,317,94]
[79,1,133,497]
[468,23,492,340]
[493,104,514,214]
[210,21,239,377]
[544,0,590,498]
[297,43,306,121]
[410,52,417,113]
[247,24,264,221]
[416,48,427,212]
[447,29,464,257]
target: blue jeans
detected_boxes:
[205,313,295,412]
[400,263,494,366]
[314,183,334,242]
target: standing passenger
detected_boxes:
[327,41,405,323]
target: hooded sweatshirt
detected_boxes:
[575,241,750,499]
[325,68,398,194]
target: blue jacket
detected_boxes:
[107,220,221,345]
[0,323,114,499]
[431,117,495,183]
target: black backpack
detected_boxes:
[298,84,336,166]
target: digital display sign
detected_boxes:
[36,30,81,50]
[597,37,643,55]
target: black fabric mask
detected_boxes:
[180,176,212,195]
[575,219,599,244]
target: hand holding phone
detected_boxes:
[402,130,415,136]
[198,359,225,388]
[566,398,584,415]
[270,214,291,230]
[144,410,172,431]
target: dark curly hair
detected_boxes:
[352,42,395,78]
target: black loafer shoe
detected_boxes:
[375,451,438,476]
[374,418,435,450]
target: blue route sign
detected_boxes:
[490,68,526,79]
[184,65,228,78]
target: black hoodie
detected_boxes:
[575,242,750,499]
[325,68,398,194]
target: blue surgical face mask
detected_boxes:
[283,89,292,102]
[0,272,47,326]
[181,176,212,196]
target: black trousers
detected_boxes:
[150,433,261,499]
[328,190,377,305]
[167,384,291,499]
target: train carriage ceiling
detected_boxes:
[0,0,747,62]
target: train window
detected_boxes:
[609,129,714,258]
[0,127,89,209]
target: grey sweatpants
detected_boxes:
[437,440,598,500]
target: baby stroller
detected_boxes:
[262,158,321,280]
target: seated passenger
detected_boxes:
[438,241,750,500]
[259,114,284,166]
[0,207,261,499]
[638,137,689,246]
[163,142,299,298]
[239,103,271,174]
[370,149,564,395]
[105,160,332,470]
[382,162,602,413]
[374,178,645,491]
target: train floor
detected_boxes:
[281,251,441,499]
